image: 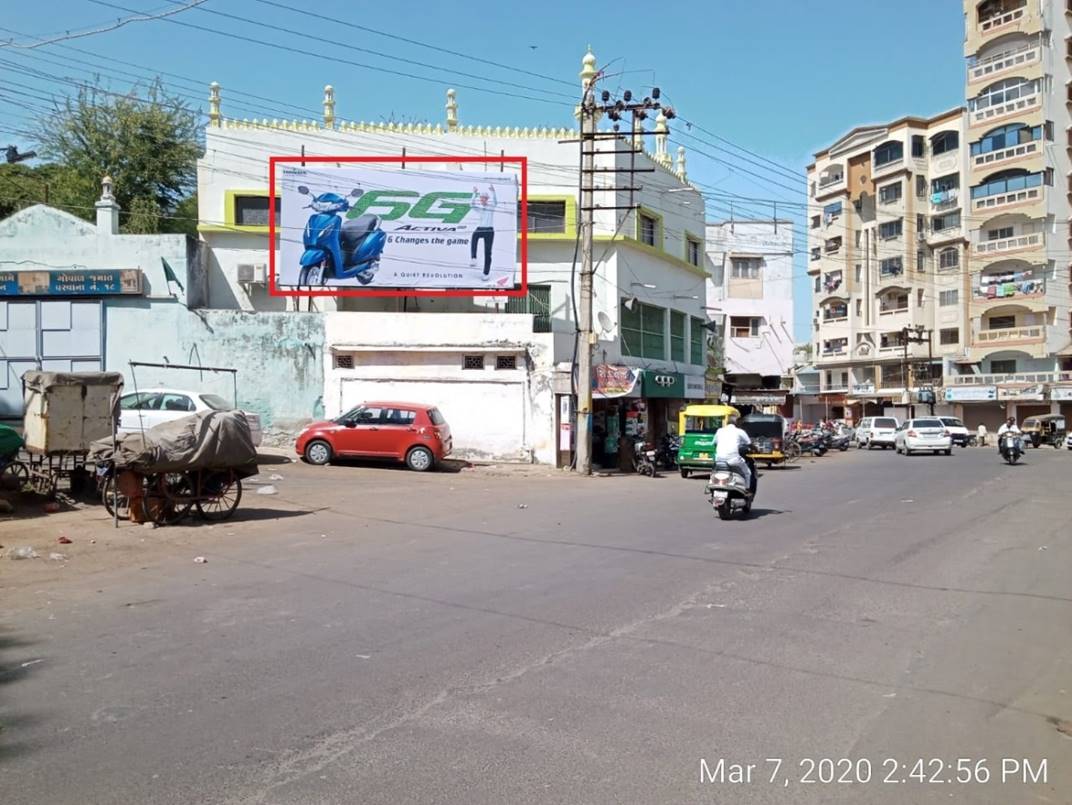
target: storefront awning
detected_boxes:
[731,389,787,406]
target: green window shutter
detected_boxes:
[506,284,552,332]
[640,303,665,360]
[670,310,686,362]
[690,316,705,365]
[620,299,642,357]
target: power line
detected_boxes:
[0,0,207,49]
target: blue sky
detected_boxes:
[2,0,968,340]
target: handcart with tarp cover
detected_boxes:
[20,371,124,497]
[90,409,259,525]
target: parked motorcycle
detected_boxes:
[296,186,387,286]
[999,432,1023,465]
[706,455,757,520]
[633,438,657,477]
[829,429,851,451]
[655,434,681,471]
[786,431,826,457]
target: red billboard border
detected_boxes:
[268,155,528,298]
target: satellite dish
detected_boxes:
[597,311,613,334]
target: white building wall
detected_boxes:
[705,220,795,378]
[324,312,555,463]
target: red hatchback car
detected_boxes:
[296,402,452,471]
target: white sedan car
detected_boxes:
[118,388,263,446]
[894,417,952,456]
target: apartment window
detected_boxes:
[880,291,909,313]
[990,359,1017,374]
[932,174,959,193]
[939,328,959,345]
[621,300,666,359]
[854,264,862,283]
[911,135,925,158]
[932,211,961,232]
[811,215,820,229]
[855,299,862,317]
[915,175,927,198]
[917,288,924,308]
[523,200,567,234]
[970,168,1043,200]
[939,248,959,269]
[731,257,762,279]
[931,131,959,155]
[639,212,658,247]
[730,316,760,338]
[670,310,686,362]
[495,355,518,370]
[988,314,1016,329]
[879,257,903,277]
[987,226,1014,241]
[463,355,485,370]
[686,238,702,267]
[855,230,862,248]
[916,214,925,233]
[970,77,1038,112]
[971,122,1042,155]
[873,140,903,167]
[878,219,903,240]
[879,182,902,204]
[810,247,821,261]
[505,283,552,333]
[813,276,821,293]
[939,290,959,306]
[233,195,280,227]
[823,301,848,320]
[689,317,705,365]
[917,248,926,272]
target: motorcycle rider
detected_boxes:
[714,413,754,493]
[997,417,1020,458]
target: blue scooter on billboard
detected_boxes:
[296,185,387,286]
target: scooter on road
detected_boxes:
[705,454,757,520]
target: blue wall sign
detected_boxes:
[0,269,142,297]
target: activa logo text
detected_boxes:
[394,224,462,232]
[346,190,472,224]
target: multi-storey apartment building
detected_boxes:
[806,109,969,423]
[950,0,1072,427]
[805,0,1072,429]
[705,220,795,412]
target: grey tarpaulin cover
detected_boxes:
[90,410,258,478]
[23,371,124,454]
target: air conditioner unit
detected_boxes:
[237,263,268,285]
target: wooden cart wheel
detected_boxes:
[195,470,242,522]
[100,476,131,520]
[148,473,194,526]
[0,460,28,492]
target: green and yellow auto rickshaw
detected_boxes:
[676,403,739,478]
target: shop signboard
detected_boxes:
[0,269,142,297]
[1050,386,1072,401]
[641,370,685,399]
[997,384,1044,402]
[279,165,518,289]
[684,375,706,399]
[732,390,787,406]
[593,364,639,398]
[944,386,997,402]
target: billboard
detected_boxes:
[278,164,518,290]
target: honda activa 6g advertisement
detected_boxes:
[278,165,519,290]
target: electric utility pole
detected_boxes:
[901,325,934,418]
[573,78,672,475]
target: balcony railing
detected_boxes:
[972,229,1043,256]
[969,88,1040,126]
[975,325,1045,344]
[968,42,1040,82]
[949,371,1059,385]
[973,184,1041,212]
[972,139,1039,169]
[879,305,909,316]
[931,188,960,210]
[973,274,1045,302]
[818,173,844,189]
[978,5,1025,34]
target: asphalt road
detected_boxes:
[2,446,1071,804]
